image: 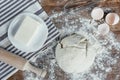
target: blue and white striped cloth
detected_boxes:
[0,0,60,80]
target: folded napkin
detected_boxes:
[0,0,59,80]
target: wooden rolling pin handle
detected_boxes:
[0,48,47,78]
[0,48,26,70]
[23,61,47,77]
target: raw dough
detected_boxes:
[55,34,100,73]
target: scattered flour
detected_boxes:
[49,9,120,80]
[24,7,120,80]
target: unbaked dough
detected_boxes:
[55,34,100,73]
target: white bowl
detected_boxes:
[8,12,48,52]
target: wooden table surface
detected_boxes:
[8,0,120,80]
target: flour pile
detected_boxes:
[55,34,101,73]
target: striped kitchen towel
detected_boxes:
[0,0,60,80]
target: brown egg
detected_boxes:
[91,7,104,20]
[105,13,120,25]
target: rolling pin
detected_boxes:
[0,48,47,78]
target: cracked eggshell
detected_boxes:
[91,7,104,20]
[105,13,120,25]
[98,23,110,35]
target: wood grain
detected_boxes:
[7,0,120,80]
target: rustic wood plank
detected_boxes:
[7,0,120,80]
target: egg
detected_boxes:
[91,7,104,20]
[105,13,120,25]
[98,23,110,35]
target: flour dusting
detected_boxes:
[24,7,120,80]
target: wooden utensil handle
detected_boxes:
[0,48,47,78]
[23,61,47,77]
[0,48,26,70]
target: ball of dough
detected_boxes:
[55,34,100,73]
